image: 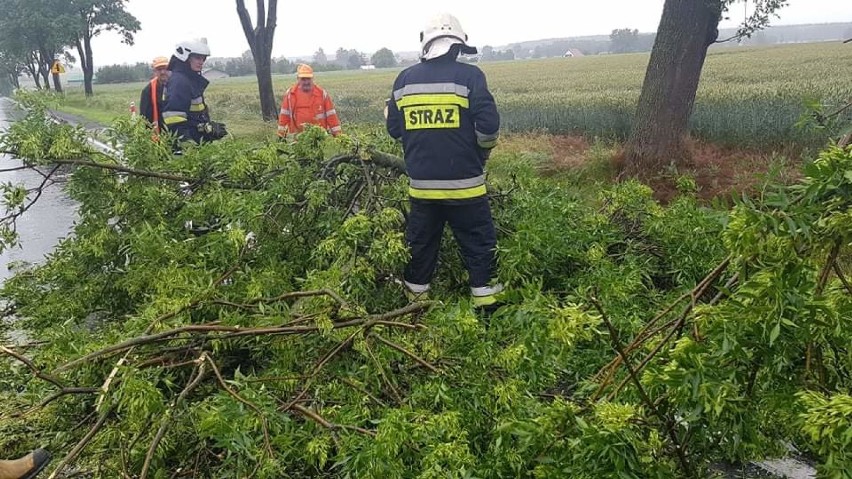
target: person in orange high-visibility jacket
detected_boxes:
[139,56,171,138]
[277,64,342,137]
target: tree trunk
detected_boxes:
[255,54,277,121]
[623,0,721,177]
[236,0,278,121]
[52,72,63,92]
[83,34,95,97]
[40,68,50,91]
[76,38,94,97]
[37,48,51,91]
[26,59,41,89]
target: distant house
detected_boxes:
[563,49,585,58]
[202,68,230,80]
[360,64,376,70]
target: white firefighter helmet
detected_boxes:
[420,13,477,60]
[173,39,211,62]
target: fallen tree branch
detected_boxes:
[56,302,434,373]
[290,403,376,437]
[53,159,194,182]
[96,264,241,409]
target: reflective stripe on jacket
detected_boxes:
[162,60,210,143]
[277,84,341,137]
[386,55,499,201]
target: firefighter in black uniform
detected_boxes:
[162,40,227,145]
[386,13,502,312]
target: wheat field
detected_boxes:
[57,42,851,147]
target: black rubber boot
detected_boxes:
[0,449,51,479]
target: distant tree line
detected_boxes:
[96,62,148,84]
[502,21,852,61]
[206,51,304,77]
[307,47,398,70]
[480,46,515,62]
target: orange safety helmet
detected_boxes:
[151,56,169,69]
[296,63,314,78]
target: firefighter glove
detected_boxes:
[197,121,228,140]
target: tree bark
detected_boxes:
[26,56,41,90]
[76,36,95,97]
[83,34,94,96]
[37,48,52,91]
[52,72,62,92]
[236,0,279,121]
[623,0,721,177]
[40,67,50,91]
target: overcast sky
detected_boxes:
[88,0,852,67]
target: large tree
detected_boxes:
[70,0,140,97]
[610,28,641,54]
[371,48,396,68]
[236,0,278,121]
[313,47,327,66]
[623,0,786,176]
[0,0,79,92]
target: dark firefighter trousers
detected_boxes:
[403,197,497,289]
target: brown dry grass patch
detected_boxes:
[509,133,804,204]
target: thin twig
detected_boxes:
[1,345,66,388]
[280,328,362,412]
[371,334,440,373]
[373,320,427,331]
[0,165,33,173]
[340,377,387,407]
[247,288,349,308]
[47,407,114,479]
[140,356,209,479]
[816,239,842,295]
[5,387,100,420]
[832,262,852,296]
[590,295,693,477]
[364,342,403,404]
[0,165,60,225]
[290,404,376,437]
[205,356,273,458]
[600,261,725,402]
[592,257,731,396]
